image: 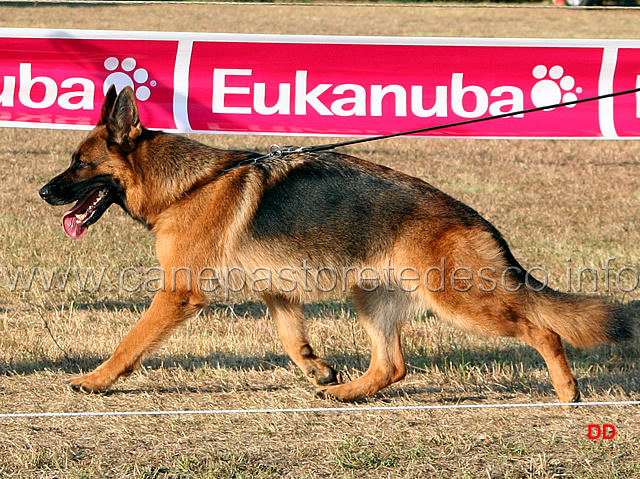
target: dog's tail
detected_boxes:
[523,278,634,348]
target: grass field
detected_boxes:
[1,2,640,478]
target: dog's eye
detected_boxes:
[74,157,94,169]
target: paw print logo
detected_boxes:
[531,65,582,110]
[103,57,156,101]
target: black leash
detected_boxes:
[228,86,640,171]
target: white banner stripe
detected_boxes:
[598,46,619,139]
[173,39,193,132]
[1,28,640,48]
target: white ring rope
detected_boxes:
[1,400,638,420]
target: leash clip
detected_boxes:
[222,144,306,175]
[269,144,284,158]
[270,144,310,159]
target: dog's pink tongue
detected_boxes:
[61,190,100,238]
[62,212,88,238]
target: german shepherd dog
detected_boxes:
[40,86,633,403]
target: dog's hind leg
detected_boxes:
[429,285,581,405]
[68,289,205,392]
[514,323,580,404]
[318,287,408,401]
[263,294,339,387]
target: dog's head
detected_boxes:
[39,85,142,238]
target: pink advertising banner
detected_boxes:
[1,28,639,139]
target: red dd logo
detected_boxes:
[588,424,616,439]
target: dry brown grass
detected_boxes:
[1,3,640,478]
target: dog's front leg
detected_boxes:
[69,289,206,392]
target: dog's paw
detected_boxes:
[557,381,581,410]
[314,383,356,402]
[67,373,110,393]
[314,387,333,401]
[559,388,582,410]
[309,364,341,387]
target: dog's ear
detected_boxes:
[106,86,142,151]
[98,85,118,126]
